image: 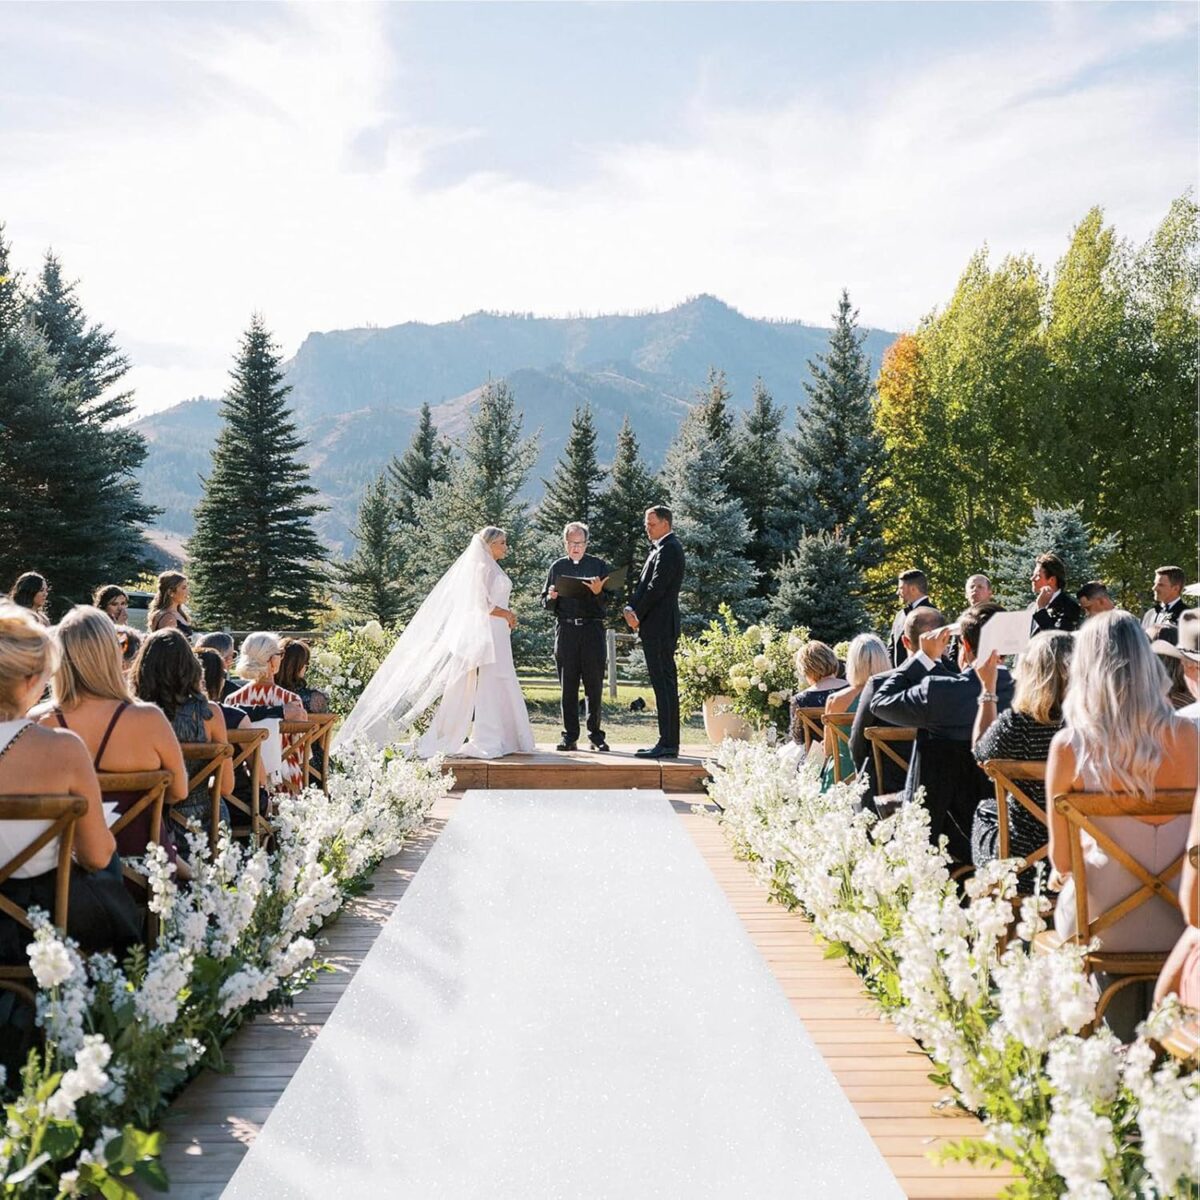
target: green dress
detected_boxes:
[820,693,860,792]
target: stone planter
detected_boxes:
[702,695,753,744]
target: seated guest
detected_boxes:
[850,606,945,807]
[227,633,306,792]
[1161,654,1195,711]
[132,629,234,842]
[870,603,1014,864]
[1047,611,1196,1032]
[1030,553,1084,634]
[197,649,251,732]
[0,602,141,964]
[1143,565,1188,646]
[32,606,189,874]
[821,633,889,789]
[1154,787,1199,1009]
[1152,610,1200,719]
[276,639,330,714]
[92,585,129,626]
[147,571,194,638]
[196,630,304,721]
[1077,580,1116,618]
[116,625,142,679]
[889,569,934,667]
[8,572,50,626]
[969,632,1073,890]
[789,641,845,744]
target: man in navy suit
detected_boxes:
[624,505,686,759]
[869,602,1014,865]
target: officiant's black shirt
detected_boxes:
[542,554,611,621]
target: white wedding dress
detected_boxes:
[417,567,535,759]
[333,534,535,760]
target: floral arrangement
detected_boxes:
[1,742,447,1197]
[708,738,1200,1199]
[676,605,808,734]
[307,620,399,716]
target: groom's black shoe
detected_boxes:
[634,745,661,758]
[645,745,679,759]
[590,739,609,753]
[556,740,578,752]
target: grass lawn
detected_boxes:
[519,675,708,745]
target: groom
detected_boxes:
[624,505,686,759]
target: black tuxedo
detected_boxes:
[849,665,935,806]
[889,596,935,667]
[869,654,1014,863]
[1031,591,1083,634]
[1143,598,1187,646]
[629,532,686,748]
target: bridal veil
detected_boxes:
[333,534,499,751]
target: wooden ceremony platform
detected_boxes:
[441,741,713,792]
[149,790,1008,1199]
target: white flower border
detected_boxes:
[707,737,1199,1199]
[1,740,449,1198]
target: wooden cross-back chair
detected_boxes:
[224,728,271,845]
[980,759,1049,876]
[792,706,827,752]
[821,712,857,783]
[178,742,233,856]
[864,725,916,795]
[280,714,337,792]
[0,794,87,1005]
[95,769,173,887]
[1035,789,1194,1023]
[301,712,337,794]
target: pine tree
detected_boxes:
[774,291,885,575]
[535,403,606,536]
[592,416,656,618]
[729,378,788,596]
[388,401,450,527]
[988,506,1117,611]
[187,315,327,628]
[339,471,403,624]
[661,409,758,630]
[0,231,153,611]
[693,367,737,491]
[768,529,869,644]
[27,250,157,585]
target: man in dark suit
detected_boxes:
[888,569,934,667]
[1142,565,1188,646]
[624,505,686,759]
[1077,580,1116,618]
[1030,553,1083,634]
[850,605,945,809]
[869,603,1014,865]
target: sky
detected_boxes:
[2,1,1196,416]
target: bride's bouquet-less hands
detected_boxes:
[308,621,400,716]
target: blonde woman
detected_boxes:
[821,634,889,788]
[33,606,188,871]
[226,632,306,792]
[147,571,194,639]
[1046,612,1197,954]
[0,602,140,964]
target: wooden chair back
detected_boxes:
[981,759,1049,868]
[793,706,827,751]
[821,712,857,783]
[178,742,233,856]
[1048,788,1194,1021]
[304,713,338,794]
[280,717,334,790]
[0,794,87,1003]
[225,728,271,845]
[96,770,173,889]
[864,725,916,793]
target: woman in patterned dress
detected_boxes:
[226,632,306,793]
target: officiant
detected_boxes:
[542,521,610,753]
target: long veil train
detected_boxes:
[332,535,499,752]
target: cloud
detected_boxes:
[0,2,1193,416]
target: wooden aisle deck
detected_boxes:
[150,790,1008,1198]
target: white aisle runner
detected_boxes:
[225,790,903,1199]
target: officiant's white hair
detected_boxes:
[478,526,506,546]
[563,522,588,541]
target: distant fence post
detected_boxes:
[607,629,618,699]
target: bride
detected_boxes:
[333,526,535,758]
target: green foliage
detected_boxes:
[187,315,327,628]
[387,401,451,528]
[0,233,156,612]
[306,621,397,715]
[338,472,404,624]
[988,506,1118,611]
[661,407,759,630]
[535,403,606,536]
[591,416,657,620]
[768,529,869,644]
[729,379,789,596]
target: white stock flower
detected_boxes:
[28,935,73,989]
[1045,1097,1116,1194]
[134,949,193,1027]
